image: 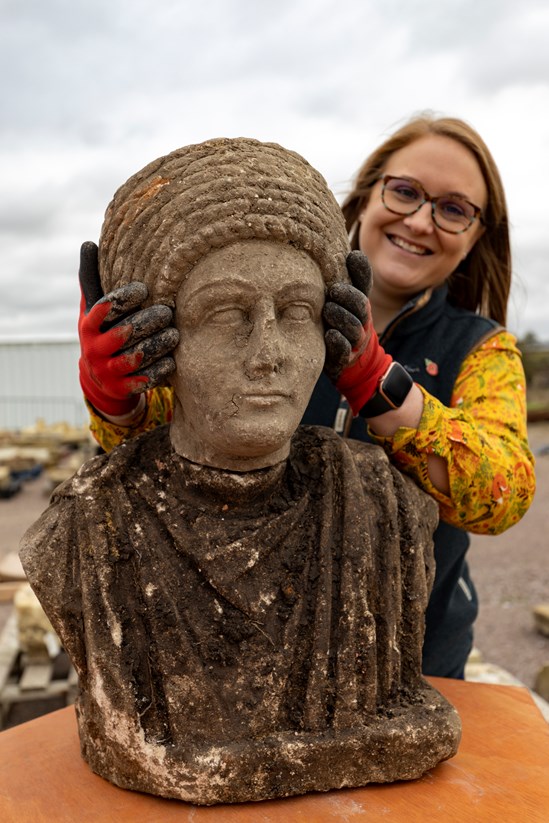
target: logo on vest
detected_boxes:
[425,358,439,376]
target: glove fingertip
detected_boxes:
[346,250,373,296]
[79,241,103,311]
[134,356,177,388]
[325,327,351,356]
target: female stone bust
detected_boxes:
[20,138,460,805]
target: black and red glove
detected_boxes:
[323,251,392,415]
[78,241,179,417]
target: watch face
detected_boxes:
[359,362,414,418]
[380,363,414,408]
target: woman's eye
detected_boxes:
[439,198,467,218]
[394,184,420,202]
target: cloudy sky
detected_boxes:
[2,0,549,341]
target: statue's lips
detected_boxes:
[238,392,291,407]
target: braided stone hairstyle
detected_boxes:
[98,137,350,305]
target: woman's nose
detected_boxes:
[402,201,435,234]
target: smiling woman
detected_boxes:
[355,133,489,328]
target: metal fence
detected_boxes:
[0,339,88,430]
[0,396,87,430]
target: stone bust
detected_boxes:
[20,138,460,806]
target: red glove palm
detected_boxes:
[78,242,179,417]
[323,251,392,416]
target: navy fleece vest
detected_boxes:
[301,284,499,677]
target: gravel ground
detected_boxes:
[1,422,548,704]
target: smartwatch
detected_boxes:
[359,361,414,418]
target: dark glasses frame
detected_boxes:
[379,174,484,235]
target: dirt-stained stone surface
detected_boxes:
[20,425,460,804]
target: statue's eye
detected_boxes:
[208,306,248,326]
[279,303,313,322]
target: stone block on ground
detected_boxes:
[534,664,549,702]
[533,604,549,637]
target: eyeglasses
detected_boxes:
[379,175,484,234]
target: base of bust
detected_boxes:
[77,680,461,806]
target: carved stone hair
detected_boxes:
[98,137,350,306]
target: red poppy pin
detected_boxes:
[425,359,439,376]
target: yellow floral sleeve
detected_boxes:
[87,387,175,453]
[370,330,536,534]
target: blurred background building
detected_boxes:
[0,339,85,431]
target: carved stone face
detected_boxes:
[169,240,326,471]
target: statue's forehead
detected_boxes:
[174,240,325,308]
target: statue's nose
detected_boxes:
[244,313,284,378]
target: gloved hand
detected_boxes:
[323,250,392,416]
[78,241,180,417]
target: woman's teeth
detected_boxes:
[389,235,430,255]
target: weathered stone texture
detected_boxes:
[21,426,461,805]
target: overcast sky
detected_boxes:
[2,0,549,341]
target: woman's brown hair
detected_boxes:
[341,113,511,325]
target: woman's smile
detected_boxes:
[386,232,433,256]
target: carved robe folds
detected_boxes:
[20,425,460,805]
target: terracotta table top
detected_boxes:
[1,677,548,822]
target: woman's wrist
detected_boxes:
[97,393,147,426]
[367,385,451,495]
[365,382,424,437]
